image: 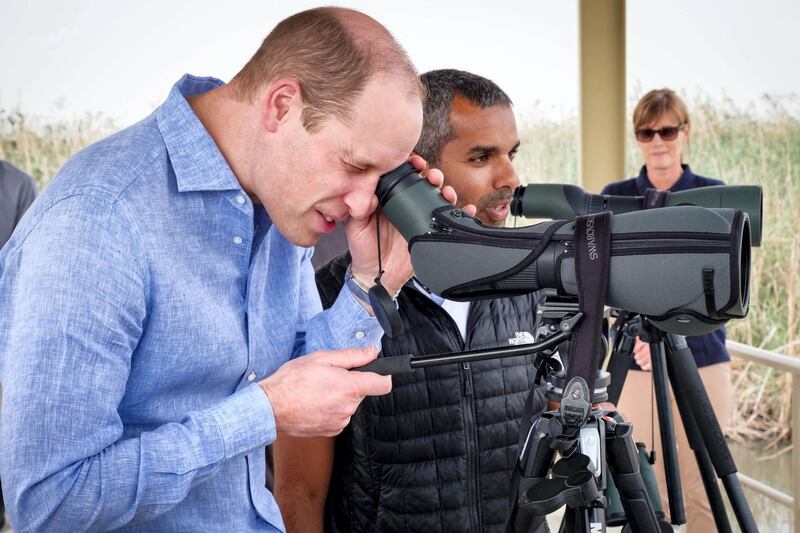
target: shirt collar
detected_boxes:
[634,163,697,194]
[157,74,243,193]
[413,279,445,306]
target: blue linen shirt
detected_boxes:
[602,164,730,368]
[0,74,383,532]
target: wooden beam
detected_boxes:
[579,0,626,192]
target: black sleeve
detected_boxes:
[14,169,38,225]
[314,252,352,310]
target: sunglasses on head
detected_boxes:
[635,123,685,142]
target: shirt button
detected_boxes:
[355,331,365,339]
[233,236,243,245]
[247,371,257,382]
[236,195,246,205]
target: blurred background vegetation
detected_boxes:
[2,93,799,449]
[518,93,800,450]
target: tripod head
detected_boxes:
[530,292,611,404]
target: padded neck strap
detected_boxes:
[566,212,613,394]
[643,188,670,209]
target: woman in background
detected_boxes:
[603,88,733,532]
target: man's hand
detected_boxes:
[633,338,652,371]
[260,346,391,437]
[346,155,476,296]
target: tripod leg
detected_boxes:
[649,338,686,525]
[695,448,732,531]
[581,508,605,532]
[666,353,732,532]
[605,314,637,405]
[507,416,557,533]
[605,420,661,533]
[560,507,606,533]
[665,334,758,532]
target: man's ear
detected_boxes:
[262,79,302,133]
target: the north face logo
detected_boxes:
[508,331,535,345]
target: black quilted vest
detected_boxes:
[316,254,547,533]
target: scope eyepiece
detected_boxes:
[375,162,421,207]
[376,162,453,241]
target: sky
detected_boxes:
[1,0,798,127]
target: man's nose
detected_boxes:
[494,157,520,191]
[344,175,380,218]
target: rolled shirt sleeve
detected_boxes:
[296,249,384,356]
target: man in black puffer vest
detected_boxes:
[274,70,548,533]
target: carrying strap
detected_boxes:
[643,188,670,209]
[565,212,613,395]
[505,213,612,533]
[703,268,720,320]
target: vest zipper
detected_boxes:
[426,296,484,532]
[461,360,483,532]
[463,361,474,396]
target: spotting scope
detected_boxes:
[510,183,762,246]
[377,163,751,337]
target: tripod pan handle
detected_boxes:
[352,354,414,375]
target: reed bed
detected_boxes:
[687,96,800,449]
[0,109,115,190]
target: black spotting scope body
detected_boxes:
[377,163,751,337]
[511,183,762,246]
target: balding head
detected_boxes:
[232,7,422,132]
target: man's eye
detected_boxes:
[470,154,489,164]
[347,164,367,173]
[509,150,518,161]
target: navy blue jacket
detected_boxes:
[602,164,730,368]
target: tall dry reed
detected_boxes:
[0,109,115,190]
[686,95,800,447]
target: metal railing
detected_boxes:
[726,340,800,529]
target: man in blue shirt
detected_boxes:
[0,8,465,532]
[0,160,38,528]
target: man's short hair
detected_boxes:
[415,69,513,166]
[233,7,421,132]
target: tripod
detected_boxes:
[359,296,671,532]
[506,296,670,533]
[356,297,755,532]
[605,313,758,532]
[361,293,670,532]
